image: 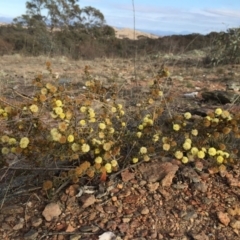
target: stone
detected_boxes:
[42,203,62,221]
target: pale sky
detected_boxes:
[1,0,240,34]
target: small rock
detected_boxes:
[42,203,62,221]
[31,216,43,227]
[80,194,96,208]
[230,220,240,229]
[24,229,38,240]
[147,182,159,192]
[217,211,230,226]
[140,207,149,215]
[13,218,24,230]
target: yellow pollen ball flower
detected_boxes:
[1,147,9,155]
[71,143,80,152]
[208,147,217,156]
[117,104,123,109]
[184,112,192,119]
[185,138,192,144]
[29,104,39,113]
[182,156,189,164]
[1,135,9,143]
[183,142,191,150]
[217,155,224,164]
[140,147,147,154]
[82,143,90,153]
[121,122,126,127]
[197,150,205,159]
[8,138,17,145]
[132,157,139,163]
[215,108,223,116]
[95,156,102,164]
[143,155,150,161]
[103,142,112,151]
[54,107,63,115]
[137,132,142,138]
[67,135,74,143]
[173,124,180,131]
[105,163,112,173]
[191,129,198,136]
[109,127,115,134]
[138,125,144,130]
[80,106,87,113]
[111,159,118,167]
[191,147,199,156]
[20,137,30,149]
[79,120,86,126]
[175,151,183,159]
[163,143,170,151]
[55,100,63,107]
[111,107,117,113]
[99,123,106,130]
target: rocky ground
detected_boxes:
[1,53,240,240]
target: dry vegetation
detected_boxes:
[1,27,240,240]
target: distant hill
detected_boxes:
[112,27,160,39]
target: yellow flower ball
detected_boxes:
[67,135,74,143]
[54,107,63,115]
[95,148,100,154]
[215,108,223,116]
[82,143,90,153]
[95,156,102,164]
[111,159,118,167]
[79,120,86,126]
[55,100,63,107]
[29,104,39,113]
[19,137,30,149]
[222,152,230,158]
[191,147,199,156]
[88,111,95,118]
[183,142,191,150]
[197,150,205,159]
[59,113,65,119]
[184,112,192,119]
[105,163,112,173]
[221,110,230,119]
[89,118,96,123]
[136,132,142,138]
[109,127,115,134]
[152,134,159,142]
[173,124,180,131]
[140,147,147,154]
[191,129,198,136]
[181,156,189,164]
[185,138,192,144]
[80,106,87,113]
[208,147,217,156]
[103,142,112,151]
[121,122,126,127]
[117,104,123,109]
[120,110,125,116]
[175,151,183,159]
[132,157,139,163]
[162,137,168,143]
[98,131,105,139]
[1,135,9,143]
[99,123,106,130]
[147,119,153,126]
[41,88,48,95]
[163,143,170,151]
[1,147,9,155]
[138,125,144,130]
[205,116,211,121]
[212,118,219,123]
[8,138,17,145]
[143,155,150,161]
[111,107,117,113]
[216,155,224,164]
[71,143,80,152]
[158,91,163,96]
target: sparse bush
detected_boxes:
[0,63,240,189]
[207,27,240,65]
